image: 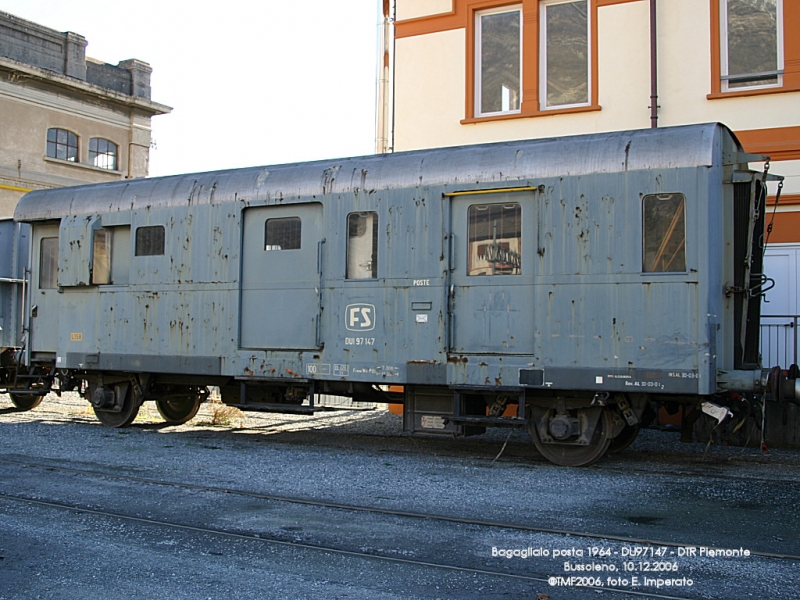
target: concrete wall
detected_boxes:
[0,11,170,218]
[0,10,152,99]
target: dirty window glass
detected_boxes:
[135,225,165,257]
[541,0,590,108]
[467,203,522,276]
[265,217,301,251]
[721,0,781,90]
[39,237,59,289]
[346,212,378,279]
[643,193,686,273]
[92,229,112,284]
[476,6,521,116]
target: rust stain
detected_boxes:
[285,368,300,377]
[447,355,468,364]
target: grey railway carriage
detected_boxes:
[1,123,796,466]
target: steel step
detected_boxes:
[446,415,529,428]
[226,403,316,415]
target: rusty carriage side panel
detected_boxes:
[60,201,241,376]
[11,122,794,462]
[10,123,739,390]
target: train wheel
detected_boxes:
[9,393,44,411]
[92,385,140,428]
[608,423,640,453]
[156,395,202,425]
[529,407,613,467]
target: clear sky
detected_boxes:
[2,1,380,177]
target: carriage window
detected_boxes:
[265,217,301,251]
[643,193,686,273]
[346,212,378,279]
[92,229,112,284]
[467,203,522,276]
[135,225,165,256]
[39,237,59,289]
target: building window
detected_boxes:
[467,203,522,276]
[346,212,378,279]
[467,1,598,120]
[540,0,590,109]
[265,217,302,251]
[720,0,783,90]
[39,237,59,289]
[89,138,119,170]
[135,226,165,256]
[475,6,522,117]
[46,128,79,162]
[643,194,686,273]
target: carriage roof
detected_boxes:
[14,123,739,222]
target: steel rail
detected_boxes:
[0,489,698,600]
[1,457,798,563]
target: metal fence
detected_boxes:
[760,315,799,369]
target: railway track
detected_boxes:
[0,483,729,599]
[1,457,798,562]
[2,398,798,598]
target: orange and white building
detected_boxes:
[380,0,800,361]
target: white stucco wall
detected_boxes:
[393,0,800,154]
[396,0,453,22]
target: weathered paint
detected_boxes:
[12,124,761,398]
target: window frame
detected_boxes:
[474,4,523,118]
[39,237,59,289]
[710,0,800,98]
[89,138,119,171]
[642,193,687,274]
[464,0,599,123]
[91,228,112,285]
[539,0,592,111]
[346,212,379,280]
[264,217,302,251]
[134,225,166,257]
[719,0,783,92]
[466,202,523,276]
[46,128,79,163]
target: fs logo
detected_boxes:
[345,304,376,331]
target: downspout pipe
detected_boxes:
[649,0,659,128]
[375,0,393,154]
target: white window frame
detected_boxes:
[539,0,591,111]
[474,5,523,118]
[720,0,784,92]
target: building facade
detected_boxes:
[0,11,171,218]
[385,0,800,366]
